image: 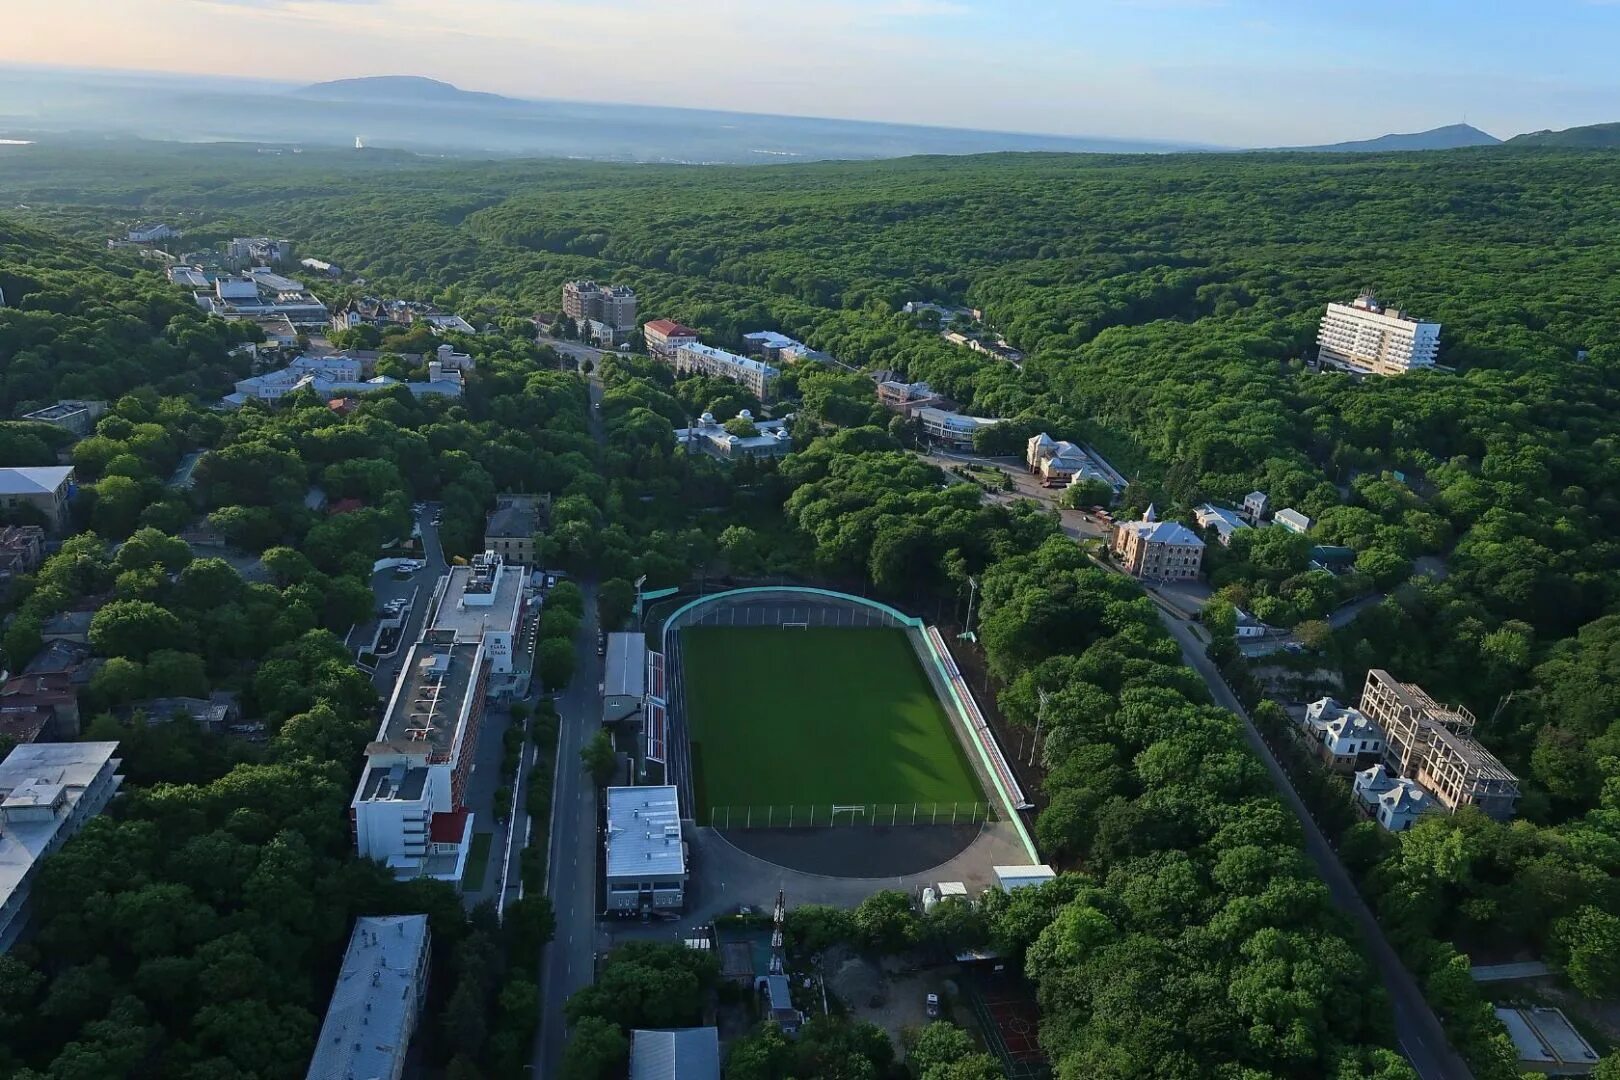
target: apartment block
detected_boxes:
[0,742,124,950]
[1357,669,1519,820]
[563,280,638,331]
[1316,292,1441,376]
[19,400,107,438]
[306,915,431,1080]
[673,342,779,400]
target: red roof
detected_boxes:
[430,808,470,843]
[327,497,365,516]
[645,319,697,337]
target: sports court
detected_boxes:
[679,626,984,819]
[963,969,1049,1079]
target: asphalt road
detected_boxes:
[1153,608,1474,1080]
[365,506,448,691]
[534,372,608,1078]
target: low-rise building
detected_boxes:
[876,379,942,413]
[1273,508,1312,535]
[223,354,462,408]
[742,330,802,361]
[418,313,475,335]
[428,552,531,698]
[1299,697,1385,773]
[483,494,548,566]
[299,257,341,278]
[1110,506,1204,581]
[0,742,124,951]
[1493,1005,1600,1076]
[674,411,793,461]
[1193,503,1251,547]
[673,342,779,400]
[630,1027,721,1080]
[351,639,488,881]
[38,609,94,645]
[125,222,175,243]
[604,785,686,913]
[644,319,701,360]
[191,267,327,326]
[1026,433,1114,489]
[0,525,46,597]
[18,400,107,438]
[604,632,648,724]
[0,673,80,741]
[0,467,75,534]
[1358,669,1519,820]
[1353,765,1436,832]
[123,694,239,732]
[306,915,431,1080]
[993,864,1057,891]
[227,236,294,267]
[916,407,1002,451]
[1242,490,1270,523]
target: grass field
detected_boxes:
[680,627,984,815]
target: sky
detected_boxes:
[5,0,1620,146]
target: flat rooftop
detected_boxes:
[0,743,122,901]
[431,560,524,641]
[307,915,430,1080]
[376,641,482,759]
[605,786,684,881]
[605,633,647,699]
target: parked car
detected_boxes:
[925,993,940,1019]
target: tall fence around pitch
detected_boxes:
[704,802,992,830]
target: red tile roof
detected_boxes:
[327,497,365,516]
[645,319,698,338]
[430,808,470,844]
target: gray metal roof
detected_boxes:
[605,633,647,699]
[306,915,430,1080]
[630,1028,720,1080]
[0,467,73,496]
[604,786,684,881]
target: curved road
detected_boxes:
[1154,606,1473,1080]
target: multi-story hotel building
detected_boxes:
[1316,293,1441,376]
[351,638,488,881]
[1357,669,1519,820]
[427,552,531,699]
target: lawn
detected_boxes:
[460,830,494,891]
[680,627,983,818]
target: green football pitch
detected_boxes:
[679,626,984,816]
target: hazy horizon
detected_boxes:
[6,1,1620,148]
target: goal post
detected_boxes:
[780,621,810,630]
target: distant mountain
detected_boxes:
[1506,122,1620,148]
[1273,124,1501,153]
[293,75,526,108]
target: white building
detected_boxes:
[418,313,475,335]
[993,864,1057,892]
[1193,503,1250,546]
[228,236,294,266]
[674,411,793,461]
[306,915,431,1080]
[1242,490,1270,523]
[428,552,530,698]
[0,742,124,951]
[1026,433,1112,489]
[1273,508,1313,535]
[351,640,488,881]
[1299,697,1385,773]
[0,466,76,534]
[223,354,463,408]
[673,342,779,400]
[126,223,174,243]
[604,786,686,913]
[1316,293,1441,376]
[192,268,328,326]
[1354,765,1437,833]
[916,407,1002,451]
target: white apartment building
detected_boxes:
[306,915,431,1080]
[673,342,780,400]
[1299,697,1385,773]
[427,552,530,698]
[0,742,124,951]
[1193,503,1250,546]
[351,640,488,881]
[604,786,686,913]
[1316,293,1441,376]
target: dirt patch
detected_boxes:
[824,947,962,1052]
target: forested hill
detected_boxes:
[1508,121,1620,147]
[0,214,252,412]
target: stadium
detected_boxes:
[653,587,1036,878]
